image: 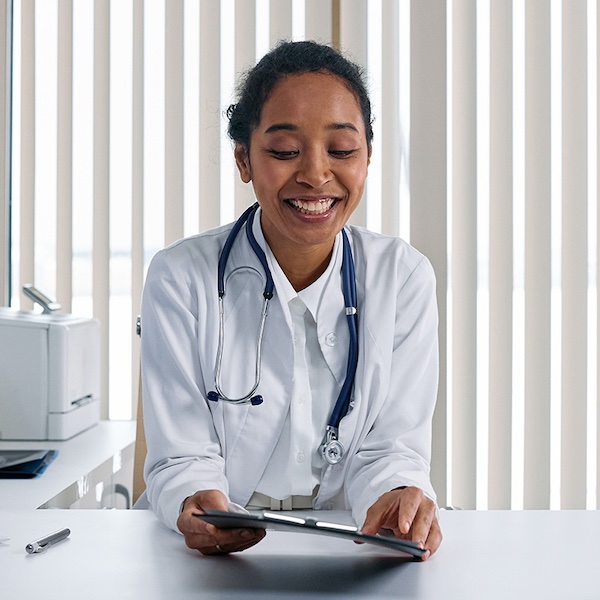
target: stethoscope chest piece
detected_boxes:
[320,426,345,465]
[321,439,344,465]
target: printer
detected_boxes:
[0,287,100,440]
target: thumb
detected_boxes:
[197,489,230,512]
[360,506,384,536]
[183,489,230,515]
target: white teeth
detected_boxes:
[288,198,335,215]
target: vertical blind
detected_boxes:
[2,0,599,511]
[446,0,599,511]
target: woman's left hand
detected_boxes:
[360,486,442,560]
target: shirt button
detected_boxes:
[297,395,305,405]
[325,333,337,346]
[296,452,305,463]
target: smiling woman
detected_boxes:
[233,71,370,290]
[140,40,441,560]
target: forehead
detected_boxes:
[257,72,365,132]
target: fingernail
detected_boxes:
[240,529,253,540]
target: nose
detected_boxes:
[295,148,332,188]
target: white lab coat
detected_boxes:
[141,213,439,533]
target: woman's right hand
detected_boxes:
[176,489,266,555]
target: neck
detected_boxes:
[256,211,337,291]
[279,249,333,291]
[263,237,334,292]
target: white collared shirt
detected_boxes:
[253,225,342,498]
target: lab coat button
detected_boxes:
[325,333,337,346]
[297,395,305,404]
[296,452,305,463]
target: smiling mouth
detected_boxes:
[286,198,338,215]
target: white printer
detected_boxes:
[0,286,100,440]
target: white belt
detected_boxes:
[246,490,315,511]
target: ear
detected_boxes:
[234,144,252,183]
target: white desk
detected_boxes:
[1,509,599,599]
[0,421,136,510]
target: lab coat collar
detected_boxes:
[250,205,343,322]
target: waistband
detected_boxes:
[246,489,316,511]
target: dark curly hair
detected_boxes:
[226,40,373,148]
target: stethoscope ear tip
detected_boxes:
[207,391,220,402]
[250,395,264,406]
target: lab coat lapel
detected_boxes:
[315,238,349,386]
[337,328,383,458]
[335,241,386,465]
[220,230,294,504]
[337,251,390,464]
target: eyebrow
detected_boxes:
[263,122,360,134]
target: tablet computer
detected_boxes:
[194,509,425,558]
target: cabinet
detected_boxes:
[0,421,137,511]
[40,442,134,509]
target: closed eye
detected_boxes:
[329,149,357,157]
[268,149,299,159]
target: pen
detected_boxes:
[25,528,71,554]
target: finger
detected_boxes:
[186,489,230,514]
[362,487,414,535]
[214,527,263,547]
[361,502,388,536]
[183,527,251,552]
[396,488,424,535]
[199,529,266,555]
[362,487,408,536]
[408,500,436,545]
[177,489,237,551]
[420,518,442,560]
[201,543,228,556]
[177,490,230,535]
[178,509,218,540]
[221,528,267,553]
[177,513,208,543]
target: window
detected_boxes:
[3,0,598,511]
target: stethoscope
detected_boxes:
[206,203,359,465]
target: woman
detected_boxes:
[141,41,442,559]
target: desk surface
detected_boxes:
[1,509,598,600]
[0,421,136,509]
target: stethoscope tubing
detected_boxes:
[213,294,270,405]
[211,203,273,405]
[327,230,358,429]
[209,203,359,456]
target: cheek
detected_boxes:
[342,165,369,193]
[251,174,285,206]
[251,160,292,190]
